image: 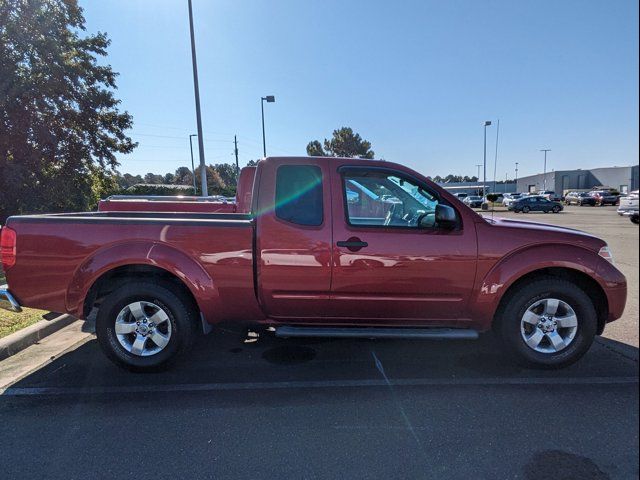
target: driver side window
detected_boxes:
[343,170,439,228]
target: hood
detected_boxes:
[482,216,606,252]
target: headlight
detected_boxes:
[598,246,615,265]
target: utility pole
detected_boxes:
[234,135,239,183]
[540,149,551,191]
[515,162,519,188]
[483,121,492,198]
[188,0,208,196]
[189,134,197,194]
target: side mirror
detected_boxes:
[435,204,457,229]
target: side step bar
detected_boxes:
[274,326,479,340]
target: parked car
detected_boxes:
[0,156,626,371]
[538,190,561,202]
[564,192,597,206]
[453,193,468,200]
[589,190,619,206]
[509,195,564,214]
[617,190,639,224]
[463,195,484,208]
[502,193,523,207]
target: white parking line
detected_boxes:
[1,376,637,397]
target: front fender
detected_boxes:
[469,244,600,330]
[66,241,218,319]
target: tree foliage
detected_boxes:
[431,175,479,183]
[0,0,136,221]
[306,127,375,158]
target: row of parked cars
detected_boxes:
[564,190,620,206]
[455,188,638,223]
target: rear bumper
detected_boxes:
[0,286,22,313]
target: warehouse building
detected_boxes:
[515,165,639,195]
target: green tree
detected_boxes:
[306,127,375,158]
[212,163,238,187]
[0,0,135,220]
[163,173,175,184]
[143,173,164,184]
[174,167,194,187]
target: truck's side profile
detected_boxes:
[0,157,627,371]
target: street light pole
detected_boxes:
[189,134,197,194]
[493,119,500,197]
[187,0,208,196]
[261,96,275,157]
[483,121,492,198]
[540,149,551,191]
[515,162,519,189]
[234,135,239,181]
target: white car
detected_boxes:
[503,193,524,207]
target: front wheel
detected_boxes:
[495,277,597,368]
[96,281,198,371]
[522,206,531,213]
[552,206,561,213]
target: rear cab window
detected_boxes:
[275,165,323,226]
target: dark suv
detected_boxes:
[509,195,564,214]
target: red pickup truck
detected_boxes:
[0,157,627,371]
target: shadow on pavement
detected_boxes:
[5,325,638,394]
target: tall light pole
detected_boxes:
[187,0,208,196]
[540,149,551,191]
[483,121,492,198]
[515,162,519,190]
[189,134,198,194]
[261,95,275,157]
[493,119,500,196]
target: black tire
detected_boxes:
[96,281,198,372]
[495,277,597,369]
[631,215,640,225]
[552,206,561,213]
[522,206,531,213]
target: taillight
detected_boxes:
[1,226,17,269]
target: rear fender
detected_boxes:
[66,241,218,320]
[470,244,600,330]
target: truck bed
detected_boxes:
[4,211,262,323]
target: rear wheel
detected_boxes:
[552,206,561,213]
[96,281,198,371]
[522,206,531,213]
[496,278,597,368]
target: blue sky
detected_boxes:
[82,0,639,179]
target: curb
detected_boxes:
[0,314,77,360]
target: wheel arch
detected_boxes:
[66,241,219,324]
[491,267,609,335]
[471,244,609,334]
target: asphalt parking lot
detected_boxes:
[0,206,638,479]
